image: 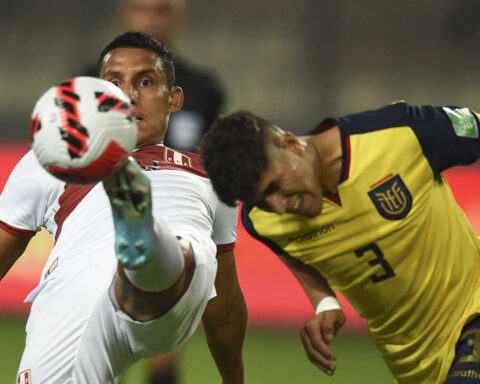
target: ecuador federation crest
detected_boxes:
[368,174,412,220]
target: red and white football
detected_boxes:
[30,76,137,184]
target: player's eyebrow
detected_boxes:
[135,69,159,78]
[100,71,122,79]
[101,69,159,79]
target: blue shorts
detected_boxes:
[445,316,480,383]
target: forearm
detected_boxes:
[278,253,336,308]
[203,291,247,384]
[0,227,30,281]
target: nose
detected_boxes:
[120,83,138,105]
[265,194,288,214]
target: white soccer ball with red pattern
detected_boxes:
[30,76,137,184]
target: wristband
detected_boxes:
[315,296,341,314]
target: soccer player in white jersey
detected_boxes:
[0,32,247,383]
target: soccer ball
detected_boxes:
[30,76,137,184]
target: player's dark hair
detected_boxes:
[98,31,175,88]
[200,111,271,207]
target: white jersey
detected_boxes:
[0,146,236,291]
[0,145,237,383]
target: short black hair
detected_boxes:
[200,111,272,206]
[98,31,175,88]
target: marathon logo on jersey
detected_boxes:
[443,107,479,138]
[17,369,31,384]
[165,148,192,168]
[368,174,412,220]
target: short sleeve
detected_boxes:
[0,151,55,235]
[404,104,480,174]
[212,201,238,252]
[335,102,480,175]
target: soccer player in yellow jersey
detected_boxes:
[201,102,480,383]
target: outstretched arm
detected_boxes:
[202,249,247,384]
[278,253,345,376]
[0,226,31,281]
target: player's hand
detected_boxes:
[300,309,345,376]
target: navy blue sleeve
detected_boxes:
[405,104,480,174]
[336,102,480,175]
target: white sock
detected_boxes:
[124,219,185,292]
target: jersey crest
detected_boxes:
[164,147,192,168]
[17,369,31,384]
[133,145,207,178]
[368,174,412,220]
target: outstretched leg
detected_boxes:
[103,158,193,321]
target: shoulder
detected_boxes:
[132,145,208,178]
[240,204,285,255]
[333,101,453,137]
[9,150,62,187]
[333,102,410,135]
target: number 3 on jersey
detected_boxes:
[355,243,395,283]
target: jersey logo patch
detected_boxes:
[165,148,192,168]
[443,107,479,138]
[368,175,412,220]
[17,369,32,384]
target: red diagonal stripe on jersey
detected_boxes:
[343,136,351,182]
[54,183,96,242]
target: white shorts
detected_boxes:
[16,248,216,384]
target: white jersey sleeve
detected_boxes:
[0,150,64,237]
[212,201,238,248]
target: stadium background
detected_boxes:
[1,1,480,382]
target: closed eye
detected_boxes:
[264,182,279,197]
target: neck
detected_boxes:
[306,125,342,196]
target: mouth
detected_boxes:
[293,195,302,212]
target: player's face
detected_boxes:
[251,148,325,217]
[99,47,183,147]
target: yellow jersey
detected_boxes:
[242,102,480,383]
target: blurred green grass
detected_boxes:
[1,316,393,383]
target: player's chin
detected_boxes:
[301,201,323,217]
[135,126,154,147]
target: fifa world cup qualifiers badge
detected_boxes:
[443,107,479,138]
[368,174,412,220]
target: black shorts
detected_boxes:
[445,316,480,383]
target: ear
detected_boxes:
[279,132,303,155]
[168,86,184,113]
